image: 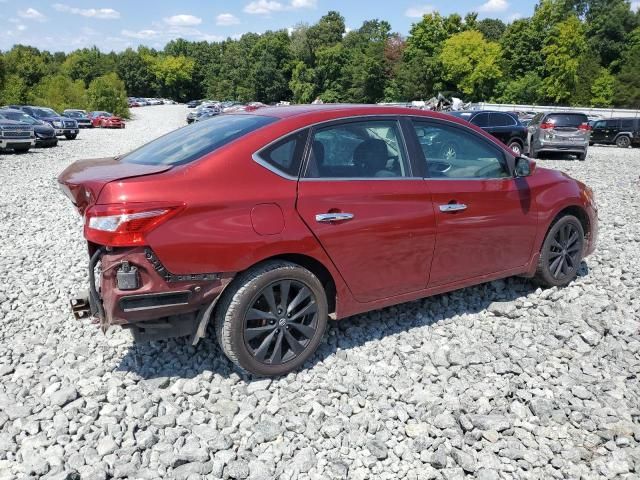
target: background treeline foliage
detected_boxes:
[0,0,639,111]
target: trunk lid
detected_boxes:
[57,157,172,213]
[545,113,590,142]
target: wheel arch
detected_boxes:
[547,205,591,242]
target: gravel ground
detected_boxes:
[0,105,638,480]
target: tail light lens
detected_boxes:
[84,203,184,247]
[579,123,592,131]
[540,122,555,130]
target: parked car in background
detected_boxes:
[0,117,35,152]
[187,99,203,108]
[89,111,125,129]
[7,105,79,140]
[527,112,590,161]
[449,110,528,155]
[0,108,57,147]
[590,117,640,148]
[59,105,598,376]
[186,103,220,124]
[63,109,92,128]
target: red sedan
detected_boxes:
[58,105,598,376]
[89,111,125,129]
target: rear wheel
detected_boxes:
[534,215,584,288]
[214,261,328,376]
[616,135,631,148]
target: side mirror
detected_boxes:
[514,156,534,177]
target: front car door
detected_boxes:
[295,117,437,303]
[408,119,538,287]
[591,120,607,143]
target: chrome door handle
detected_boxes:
[315,213,355,223]
[439,203,467,213]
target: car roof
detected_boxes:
[238,104,474,122]
[0,108,27,114]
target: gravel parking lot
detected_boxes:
[0,106,638,480]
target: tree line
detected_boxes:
[0,0,639,113]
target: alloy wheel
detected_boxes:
[243,280,319,365]
[510,143,522,155]
[548,222,582,279]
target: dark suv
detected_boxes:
[449,111,528,155]
[590,117,640,148]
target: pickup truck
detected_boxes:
[0,118,35,152]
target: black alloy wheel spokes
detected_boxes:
[243,280,318,365]
[548,223,582,279]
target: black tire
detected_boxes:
[577,151,587,161]
[508,140,523,156]
[13,146,30,153]
[534,215,584,288]
[214,261,328,376]
[529,147,538,159]
[65,133,77,140]
[616,135,631,149]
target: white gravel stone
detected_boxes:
[0,106,638,479]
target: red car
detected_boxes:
[58,105,598,376]
[89,111,125,129]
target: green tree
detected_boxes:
[613,27,640,107]
[476,18,507,41]
[0,74,28,105]
[250,30,293,103]
[289,61,316,103]
[590,68,615,106]
[497,73,543,104]
[29,74,87,111]
[116,48,157,97]
[148,55,195,101]
[63,47,114,87]
[440,30,502,100]
[405,12,466,59]
[3,45,48,87]
[541,16,587,103]
[87,73,129,117]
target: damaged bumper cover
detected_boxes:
[73,246,233,342]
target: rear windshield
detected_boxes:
[546,113,588,127]
[121,114,277,166]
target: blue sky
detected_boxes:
[1,0,543,52]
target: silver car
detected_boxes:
[527,112,590,161]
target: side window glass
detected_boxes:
[304,120,409,178]
[605,120,619,128]
[413,121,509,179]
[620,119,634,129]
[257,129,308,177]
[471,113,489,127]
[594,121,606,129]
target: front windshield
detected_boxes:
[2,112,39,124]
[65,111,84,118]
[121,114,277,166]
[34,107,59,117]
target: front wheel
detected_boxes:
[13,146,30,153]
[616,136,631,148]
[534,215,584,288]
[214,261,328,376]
[65,133,77,140]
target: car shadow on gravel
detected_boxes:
[116,266,593,383]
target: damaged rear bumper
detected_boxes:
[73,246,233,342]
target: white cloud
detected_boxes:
[17,24,27,31]
[632,1,640,11]
[53,4,120,19]
[244,0,285,14]
[163,14,202,26]
[18,8,46,21]
[478,0,509,12]
[508,12,522,21]
[244,0,316,14]
[405,5,435,18]
[122,29,160,39]
[291,0,317,7]
[216,13,240,26]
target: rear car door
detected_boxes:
[487,112,513,145]
[409,119,538,287]
[606,119,620,142]
[296,118,437,302]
